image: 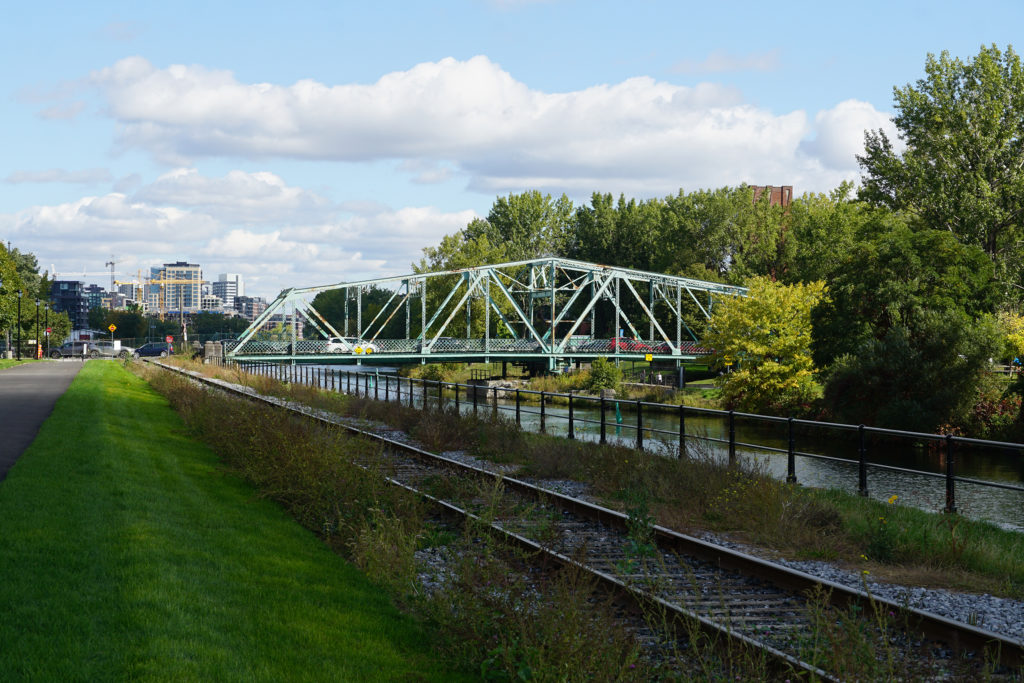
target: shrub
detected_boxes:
[587,356,621,392]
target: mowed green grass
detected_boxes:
[0,358,39,370]
[0,361,463,681]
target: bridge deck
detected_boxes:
[224,337,709,365]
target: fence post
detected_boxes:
[678,404,685,458]
[636,400,644,451]
[455,382,460,411]
[347,371,351,393]
[422,378,427,410]
[374,372,379,401]
[787,417,797,484]
[600,397,607,444]
[568,393,575,440]
[409,377,414,408]
[439,380,444,410]
[515,389,520,426]
[473,383,479,416]
[945,435,957,514]
[858,425,868,497]
[540,392,546,432]
[385,374,390,401]
[492,387,498,419]
[728,410,736,464]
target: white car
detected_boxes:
[324,336,379,354]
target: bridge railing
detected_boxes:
[219,358,1024,530]
[224,336,712,357]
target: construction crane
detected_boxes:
[146,276,204,322]
[113,269,145,309]
[104,257,117,302]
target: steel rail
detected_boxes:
[151,361,1024,674]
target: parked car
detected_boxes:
[324,336,379,354]
[92,340,137,359]
[49,341,90,358]
[135,341,174,358]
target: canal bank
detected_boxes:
[240,361,1024,531]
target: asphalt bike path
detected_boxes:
[0,360,84,482]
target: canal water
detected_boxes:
[255,364,1024,531]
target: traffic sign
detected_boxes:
[644,353,653,362]
[165,335,173,343]
[45,327,51,335]
[108,324,117,332]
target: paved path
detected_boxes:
[0,360,83,481]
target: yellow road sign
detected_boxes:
[108,324,117,332]
[644,353,652,362]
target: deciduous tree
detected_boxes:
[703,277,827,415]
[858,44,1024,297]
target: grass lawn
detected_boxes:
[0,358,40,370]
[0,361,467,681]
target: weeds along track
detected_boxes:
[151,361,1024,679]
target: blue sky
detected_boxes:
[1,0,1020,298]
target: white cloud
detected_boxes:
[89,56,883,193]
[672,49,781,74]
[1,176,478,297]
[800,99,899,170]
[11,193,215,241]
[133,168,334,223]
[36,101,86,120]
[5,168,112,184]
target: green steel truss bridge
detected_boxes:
[225,258,746,369]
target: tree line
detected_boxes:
[0,245,72,354]
[410,45,1024,438]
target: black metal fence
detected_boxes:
[221,359,1024,520]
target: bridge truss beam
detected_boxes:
[228,258,747,365]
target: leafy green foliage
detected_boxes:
[703,277,827,415]
[464,190,573,261]
[305,284,409,339]
[812,219,999,368]
[858,44,1024,298]
[586,356,621,392]
[998,310,1024,361]
[822,310,1001,432]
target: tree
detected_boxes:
[823,311,1001,432]
[587,356,621,392]
[998,310,1024,362]
[812,219,1000,368]
[702,277,828,415]
[415,233,512,339]
[0,246,24,350]
[858,44,1024,296]
[781,183,862,285]
[464,191,574,262]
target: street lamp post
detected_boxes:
[45,303,50,356]
[16,290,22,360]
[34,299,39,360]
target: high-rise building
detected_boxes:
[212,273,244,309]
[234,295,267,321]
[152,261,202,313]
[50,280,89,330]
[83,284,106,310]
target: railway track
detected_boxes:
[152,361,1024,679]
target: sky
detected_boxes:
[1,0,1021,300]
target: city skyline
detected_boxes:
[2,1,1022,299]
